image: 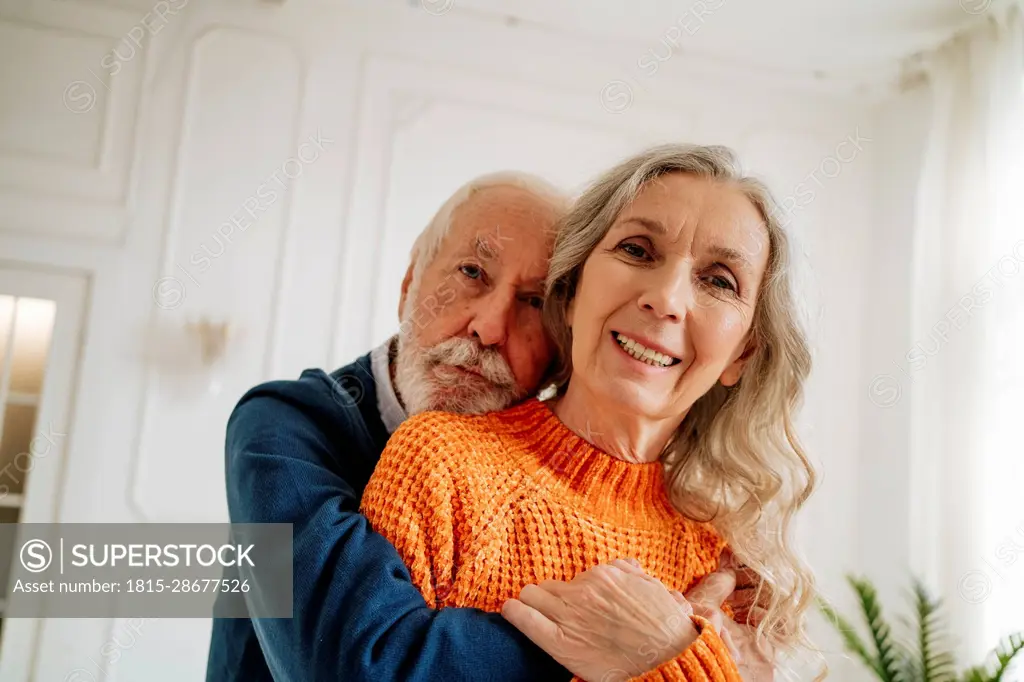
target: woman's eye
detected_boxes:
[705,274,737,292]
[618,242,650,260]
[459,264,483,280]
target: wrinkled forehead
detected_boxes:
[443,186,559,274]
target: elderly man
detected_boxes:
[205,173,744,682]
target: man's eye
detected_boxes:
[459,264,483,280]
[618,242,650,260]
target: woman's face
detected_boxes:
[567,172,770,421]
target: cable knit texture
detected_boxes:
[361,397,741,682]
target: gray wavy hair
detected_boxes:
[542,143,818,658]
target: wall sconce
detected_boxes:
[185,317,233,395]
[186,318,232,366]
[144,315,237,398]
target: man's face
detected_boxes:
[394,185,559,415]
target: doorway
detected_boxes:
[0,266,87,682]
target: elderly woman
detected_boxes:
[361,144,817,681]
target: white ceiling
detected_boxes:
[415,0,988,88]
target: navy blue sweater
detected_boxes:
[205,353,570,681]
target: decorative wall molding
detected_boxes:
[128,26,305,521]
[330,53,694,367]
[0,16,144,241]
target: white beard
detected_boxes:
[394,311,522,416]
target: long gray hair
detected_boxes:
[543,144,817,656]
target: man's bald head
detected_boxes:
[394,173,568,415]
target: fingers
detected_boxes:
[725,586,774,628]
[723,616,778,674]
[501,598,562,648]
[537,579,570,596]
[718,550,762,590]
[611,562,695,619]
[729,602,770,626]
[718,621,744,664]
[687,568,737,608]
[692,601,726,633]
[718,549,741,570]
[518,583,569,621]
[734,566,762,590]
[670,590,694,616]
[746,606,768,629]
[724,586,758,612]
[726,603,796,639]
[608,559,669,592]
[610,558,646,575]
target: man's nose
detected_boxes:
[636,264,693,322]
[467,288,515,346]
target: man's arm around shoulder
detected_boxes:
[226,368,570,682]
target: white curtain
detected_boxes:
[909,5,1024,666]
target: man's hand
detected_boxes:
[501,559,699,681]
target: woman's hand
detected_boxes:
[717,550,774,629]
[685,565,776,681]
[501,559,701,681]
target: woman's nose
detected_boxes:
[637,267,692,322]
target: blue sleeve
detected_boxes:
[224,371,570,682]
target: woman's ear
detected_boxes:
[720,334,758,387]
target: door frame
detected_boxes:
[0,263,89,682]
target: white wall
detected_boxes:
[858,84,933,603]
[0,0,916,679]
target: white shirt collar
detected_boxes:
[370,335,407,434]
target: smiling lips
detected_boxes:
[613,332,682,367]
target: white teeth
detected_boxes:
[614,333,677,367]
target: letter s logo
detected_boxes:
[21,539,53,573]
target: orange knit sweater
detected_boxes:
[361,397,741,682]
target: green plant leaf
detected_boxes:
[818,595,884,678]
[976,632,1024,682]
[816,574,1021,682]
[961,668,989,682]
[907,579,957,682]
[849,576,911,682]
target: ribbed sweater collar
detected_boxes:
[492,397,681,526]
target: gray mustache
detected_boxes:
[423,337,517,389]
